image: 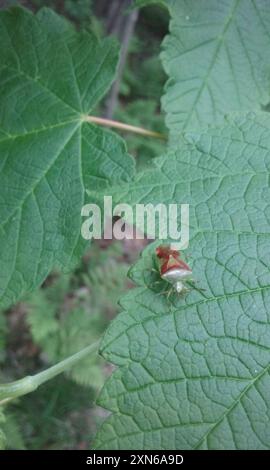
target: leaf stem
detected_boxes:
[0,340,100,406]
[84,115,167,140]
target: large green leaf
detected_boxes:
[95,112,270,449]
[136,0,270,142]
[0,7,135,308]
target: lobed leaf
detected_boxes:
[0,7,135,308]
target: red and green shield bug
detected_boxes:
[155,245,193,295]
[146,244,205,300]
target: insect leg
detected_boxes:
[186,280,206,293]
[167,288,174,301]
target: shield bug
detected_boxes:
[155,245,193,295]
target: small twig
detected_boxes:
[84,115,167,140]
[0,340,100,405]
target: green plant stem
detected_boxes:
[84,115,167,140]
[0,340,100,406]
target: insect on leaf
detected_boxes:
[94,112,270,449]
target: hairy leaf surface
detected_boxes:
[0,7,135,308]
[95,112,270,449]
[136,0,270,142]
